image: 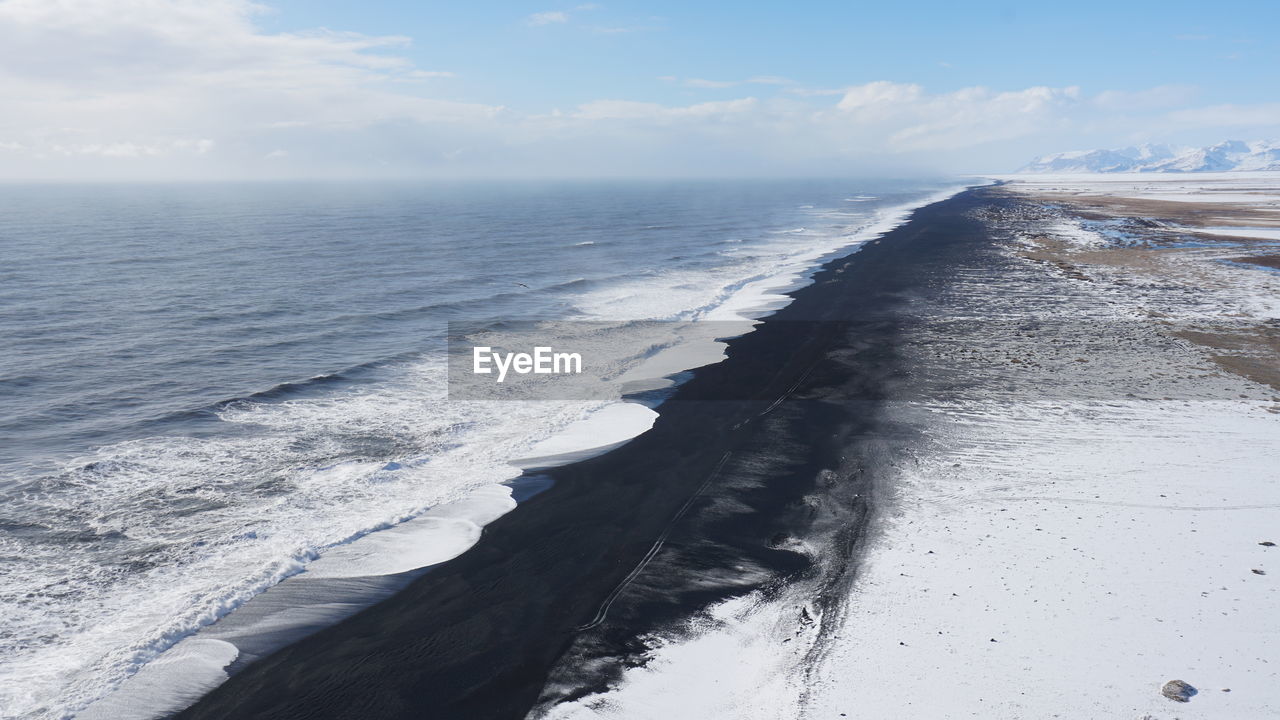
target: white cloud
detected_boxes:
[528,11,569,26]
[680,76,791,89]
[543,81,1278,174]
[1093,85,1197,111]
[0,1,1274,179]
[835,81,926,111]
[572,98,759,121]
[785,86,847,97]
[44,138,214,158]
[1166,103,1280,127]
[0,0,500,177]
[685,78,738,89]
[831,82,1087,151]
[532,5,649,34]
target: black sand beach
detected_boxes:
[177,188,997,720]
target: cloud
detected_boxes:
[0,0,500,177]
[685,78,738,89]
[541,81,1278,174]
[528,11,569,26]
[679,76,792,89]
[785,86,847,97]
[1092,85,1197,111]
[530,5,651,34]
[1166,103,1280,127]
[572,98,759,121]
[0,1,1275,179]
[529,5,636,31]
[52,140,212,158]
[829,82,1090,151]
[836,81,926,111]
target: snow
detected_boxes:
[1020,140,1280,174]
[991,172,1280,206]
[546,396,1280,720]
[542,173,1280,720]
[804,400,1280,720]
[1046,220,1108,248]
[1194,226,1280,241]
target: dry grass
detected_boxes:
[1008,190,1280,393]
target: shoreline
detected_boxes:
[67,183,967,720]
[177,177,1278,719]
[176,188,990,720]
[545,176,1279,719]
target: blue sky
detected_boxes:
[0,0,1276,179]
[256,1,1277,109]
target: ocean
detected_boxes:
[0,178,962,718]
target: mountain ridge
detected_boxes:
[1020,140,1280,173]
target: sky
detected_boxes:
[0,0,1277,180]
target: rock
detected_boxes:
[1161,679,1198,703]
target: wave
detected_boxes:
[3,181,976,720]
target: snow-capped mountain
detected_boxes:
[1019,140,1280,173]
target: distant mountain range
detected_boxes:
[1019,140,1280,173]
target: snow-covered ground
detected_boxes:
[808,179,1280,717]
[804,397,1280,719]
[542,176,1280,719]
[987,171,1280,203]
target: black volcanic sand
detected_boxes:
[177,187,997,720]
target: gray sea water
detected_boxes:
[0,178,962,718]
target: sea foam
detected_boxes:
[0,181,970,720]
